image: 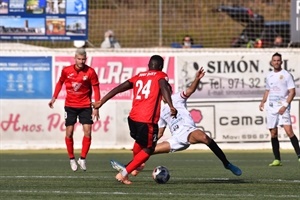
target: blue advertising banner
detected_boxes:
[0,0,88,41]
[0,56,52,99]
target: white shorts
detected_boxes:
[166,125,198,152]
[266,107,292,129]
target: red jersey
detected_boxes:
[53,64,100,108]
[128,70,169,123]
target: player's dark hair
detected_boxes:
[272,52,282,60]
[148,55,164,70]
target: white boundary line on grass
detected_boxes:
[0,189,299,199]
[0,175,300,184]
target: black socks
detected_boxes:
[207,139,230,167]
[271,137,280,160]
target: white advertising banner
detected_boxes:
[0,100,134,149]
[1,99,298,149]
[176,52,300,99]
[187,100,300,143]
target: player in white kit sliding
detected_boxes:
[111,67,242,177]
[259,52,300,166]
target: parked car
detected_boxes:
[215,5,297,48]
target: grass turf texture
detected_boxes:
[0,150,299,200]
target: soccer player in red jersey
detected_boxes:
[48,48,100,172]
[93,55,177,184]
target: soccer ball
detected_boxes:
[152,166,170,184]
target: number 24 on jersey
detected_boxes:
[136,80,152,99]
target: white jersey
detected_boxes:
[266,69,295,109]
[158,92,196,135]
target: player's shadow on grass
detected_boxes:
[202,179,247,184]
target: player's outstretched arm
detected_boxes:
[93,80,133,109]
[185,67,205,97]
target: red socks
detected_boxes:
[126,150,150,173]
[81,136,91,159]
[65,136,91,159]
[65,137,74,159]
[132,142,143,157]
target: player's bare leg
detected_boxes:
[154,141,171,154]
[188,129,211,145]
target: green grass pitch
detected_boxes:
[0,149,299,200]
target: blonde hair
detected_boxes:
[75,48,86,56]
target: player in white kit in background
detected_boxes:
[259,52,300,166]
[111,67,242,177]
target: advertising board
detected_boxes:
[0,0,88,40]
[55,55,175,100]
[0,56,52,99]
[177,53,300,99]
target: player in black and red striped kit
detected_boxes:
[49,48,100,172]
[93,55,177,184]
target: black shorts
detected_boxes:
[127,117,158,149]
[64,106,93,126]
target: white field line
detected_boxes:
[0,175,300,184]
[1,158,296,162]
[0,189,299,198]
[0,176,299,198]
